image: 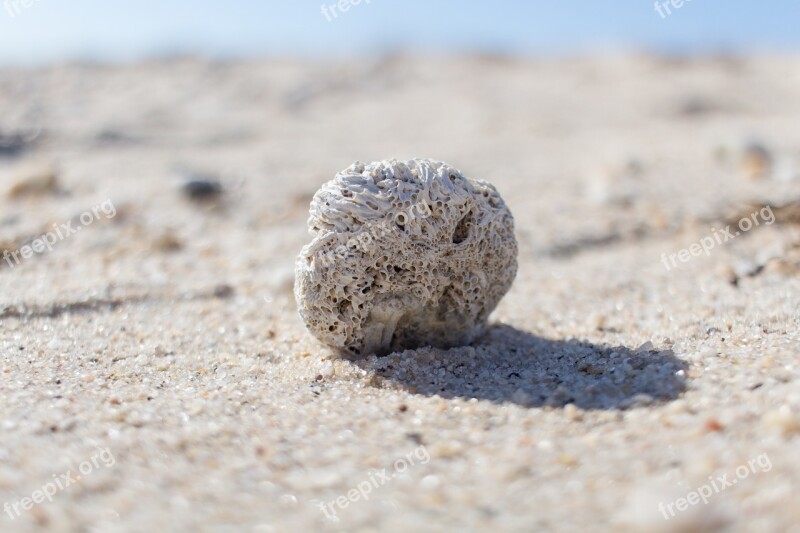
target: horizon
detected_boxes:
[0,1,798,66]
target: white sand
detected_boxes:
[1,55,799,532]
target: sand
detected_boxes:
[0,54,799,532]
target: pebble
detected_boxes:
[717,264,738,285]
[213,284,235,299]
[6,163,60,198]
[557,454,578,467]
[563,403,581,421]
[741,141,772,180]
[763,405,800,436]
[319,360,335,378]
[151,231,183,252]
[0,129,38,158]
[180,176,224,201]
[636,341,654,352]
[764,258,800,276]
[589,313,607,330]
[430,441,464,459]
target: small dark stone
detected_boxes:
[181,178,223,201]
[0,130,37,158]
[94,129,141,146]
[406,432,424,445]
[213,284,234,299]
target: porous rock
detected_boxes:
[294,159,517,356]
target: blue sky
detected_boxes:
[0,1,798,64]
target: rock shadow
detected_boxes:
[356,324,687,410]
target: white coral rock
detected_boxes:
[294,159,518,356]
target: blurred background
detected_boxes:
[1,0,800,63]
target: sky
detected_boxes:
[0,1,798,65]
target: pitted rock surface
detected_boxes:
[295,159,518,356]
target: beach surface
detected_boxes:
[1,54,799,532]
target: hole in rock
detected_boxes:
[452,211,472,244]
